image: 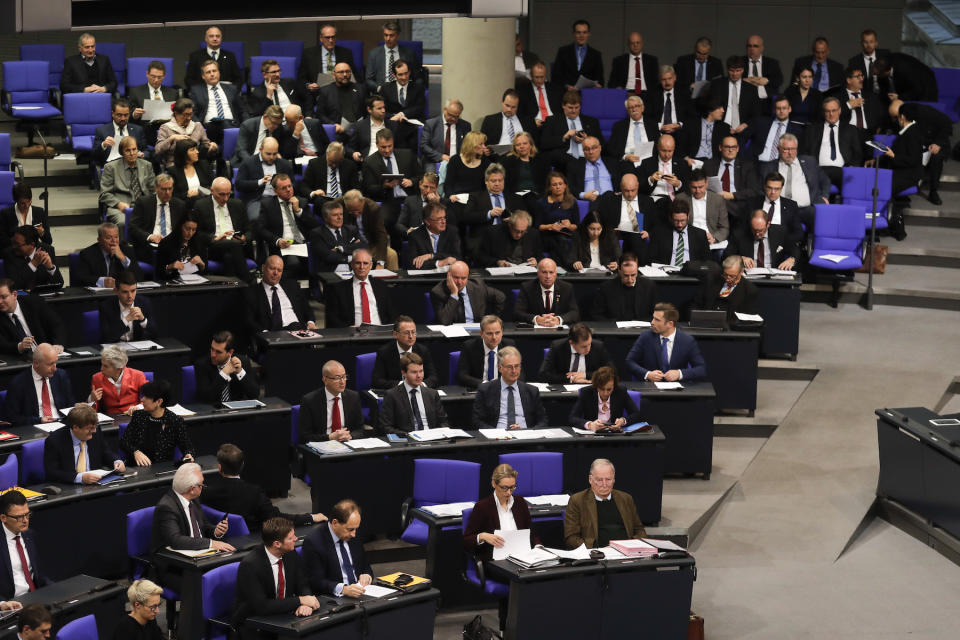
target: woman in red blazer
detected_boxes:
[90,344,148,415]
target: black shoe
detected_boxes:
[928,191,942,205]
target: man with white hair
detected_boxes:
[564,458,646,548]
[151,463,235,554]
[283,104,332,160]
[194,177,252,282]
[3,344,74,426]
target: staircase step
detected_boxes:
[905,207,960,228]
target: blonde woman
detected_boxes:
[444,131,491,199]
[113,579,164,639]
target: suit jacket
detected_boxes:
[98,158,156,210]
[456,337,518,389]
[185,48,243,87]
[235,116,293,164]
[517,81,564,121]
[0,529,47,600]
[472,379,548,430]
[378,383,450,434]
[702,156,762,213]
[43,424,118,484]
[150,489,217,554]
[791,56,844,92]
[244,280,315,334]
[635,156,691,197]
[758,156,830,209]
[72,241,143,287]
[478,224,544,268]
[298,387,365,443]
[538,337,614,384]
[156,233,208,280]
[694,275,759,320]
[746,56,783,96]
[500,154,552,196]
[0,206,51,250]
[882,121,924,186]
[605,118,660,161]
[194,354,260,405]
[247,79,302,117]
[880,53,938,102]
[300,159,359,200]
[463,494,539,560]
[347,118,400,159]
[233,547,310,627]
[408,226,461,270]
[912,103,953,149]
[608,53,660,92]
[0,295,65,356]
[360,149,421,201]
[747,117,807,162]
[315,82,366,127]
[568,386,642,430]
[538,113,603,153]
[371,342,439,390]
[421,116,471,162]
[365,44,419,92]
[594,191,657,232]
[429,279,504,326]
[649,224,709,266]
[590,276,657,322]
[129,195,187,256]
[188,82,245,124]
[299,45,358,94]
[203,474,312,531]
[513,278,580,324]
[646,86,695,129]
[381,80,426,121]
[847,48,892,88]
[192,195,250,243]
[2,244,63,291]
[462,190,525,228]
[708,78,761,128]
[827,87,883,132]
[324,277,394,328]
[804,121,863,167]
[98,295,158,343]
[169,161,214,202]
[311,223,365,270]
[4,367,73,425]
[283,117,332,160]
[93,122,147,165]
[553,43,604,88]
[563,488,645,549]
[480,113,539,148]
[128,84,179,114]
[60,54,117,94]
[625,328,707,381]
[674,54,724,90]
[675,191,730,241]
[565,156,620,198]
[234,156,294,202]
[257,195,316,253]
[680,118,731,160]
[725,223,799,266]
[301,523,373,595]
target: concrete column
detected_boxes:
[441,17,515,128]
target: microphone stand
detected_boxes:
[864,159,880,310]
[34,125,52,214]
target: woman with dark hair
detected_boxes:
[570,210,619,272]
[156,210,208,280]
[169,138,214,205]
[784,67,823,125]
[120,380,196,466]
[533,171,578,267]
[155,98,215,167]
[568,366,643,431]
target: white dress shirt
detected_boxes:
[368,120,385,156]
[480,495,518,544]
[618,196,641,231]
[646,329,683,379]
[670,228,691,265]
[818,123,845,167]
[403,381,430,429]
[175,492,209,545]
[324,388,345,434]
[533,285,555,326]
[568,345,587,373]
[204,83,234,122]
[14,205,36,228]
[4,525,33,597]
[623,119,650,159]
[265,81,291,108]
[748,57,768,99]
[351,277,382,326]
[753,234,772,265]
[264,547,284,595]
[759,119,788,162]
[382,46,399,80]
[626,54,647,92]
[498,114,524,145]
[32,368,61,420]
[724,80,742,127]
[212,198,234,236]
[658,90,677,127]
[497,378,528,429]
[262,282,299,327]
[763,198,783,225]
[117,299,148,341]
[482,344,500,381]
[277,197,304,243]
[777,161,810,207]
[690,196,709,233]
[260,158,278,197]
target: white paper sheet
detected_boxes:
[280,243,309,257]
[421,501,475,517]
[654,381,684,390]
[179,273,208,284]
[493,529,532,561]
[639,266,669,278]
[735,312,764,322]
[525,494,570,507]
[709,240,729,250]
[707,176,723,193]
[369,269,397,278]
[360,584,398,598]
[563,384,590,392]
[528,382,551,392]
[34,422,65,432]
[538,428,572,439]
[572,427,594,435]
[452,193,470,204]
[438,326,470,338]
[181,261,199,275]
[574,75,597,89]
[507,430,546,440]
[542,543,591,560]
[479,429,513,440]
[307,441,351,454]
[166,404,196,416]
[405,118,425,127]
[344,438,391,450]
[128,340,163,350]
[616,320,651,328]
[817,254,849,263]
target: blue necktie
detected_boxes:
[431,234,438,253]
[576,46,584,71]
[410,388,424,430]
[487,350,495,381]
[338,539,356,584]
[159,203,167,236]
[813,63,823,90]
[329,167,340,198]
[492,193,503,224]
[506,386,516,426]
[568,120,580,157]
[633,121,643,152]
[591,162,600,191]
[212,85,225,119]
[660,336,669,371]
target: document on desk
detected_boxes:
[479,429,514,440]
[572,427,595,435]
[734,312,764,322]
[654,381,683,390]
[128,340,163,350]
[280,244,309,258]
[85,286,113,292]
[166,404,196,416]
[651,263,681,273]
[616,320,651,328]
[539,428,572,438]
[421,501,475,517]
[167,547,222,558]
[563,384,590,392]
[137,280,162,289]
[639,266,669,278]
[528,382,552,393]
[344,437,391,450]
[493,529,532,561]
[485,266,515,276]
[222,399,266,410]
[597,545,626,559]
[407,267,449,276]
[542,543,591,560]
[508,430,546,440]
[179,273,208,284]
[408,427,471,441]
[745,267,774,276]
[507,546,560,568]
[525,494,570,507]
[307,440,351,454]
[360,584,398,598]
[437,325,470,338]
[34,421,66,432]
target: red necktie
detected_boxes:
[14,536,36,591]
[331,396,342,432]
[444,123,452,155]
[360,281,371,324]
[537,87,549,121]
[41,378,53,420]
[276,557,285,598]
[634,56,642,94]
[721,163,731,193]
[756,238,765,267]
[767,201,775,223]
[544,289,552,314]
[853,92,864,128]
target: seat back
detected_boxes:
[20,44,65,89]
[144,371,155,382]
[63,93,112,147]
[260,41,304,76]
[220,42,246,70]
[448,351,460,386]
[181,365,197,404]
[412,458,480,507]
[871,133,896,159]
[201,504,250,536]
[0,454,18,490]
[222,127,239,161]
[201,561,241,625]
[575,199,590,223]
[81,309,100,346]
[355,353,377,390]
[248,56,297,86]
[0,132,11,171]
[127,57,176,88]
[0,172,15,210]
[3,61,51,102]
[126,506,155,561]
[498,452,563,495]
[627,389,642,412]
[841,166,892,215]
[339,41,365,76]
[322,123,336,143]
[20,439,46,485]
[580,89,628,140]
[97,43,127,92]
[813,204,866,253]
[55,614,98,640]
[423,291,435,323]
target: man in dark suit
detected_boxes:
[311,200,365,272]
[4,343,74,426]
[608,32,659,95]
[370,315,439,389]
[847,29,891,96]
[184,26,243,87]
[828,67,883,136]
[606,96,660,169]
[93,99,146,166]
[232,517,321,638]
[479,211,544,268]
[890,98,952,205]
[759,136,830,233]
[480,89,538,149]
[879,103,924,240]
[457,316,517,389]
[315,63,367,138]
[99,270,157,343]
[538,91,603,168]
[513,258,580,327]
[676,169,730,245]
[247,59,302,117]
[695,254,760,321]
[704,135,762,226]
[567,137,619,202]
[680,98,731,164]
[129,176,187,258]
[649,200,710,267]
[594,175,655,256]
[0,280,65,357]
[430,261,504,325]
[244,256,318,336]
[381,60,426,123]
[283,105,332,160]
[301,499,373,596]
[205,445,323,531]
[462,164,524,236]
[0,491,49,600]
[378,352,451,434]
[235,106,291,165]
[300,23,358,112]
[626,302,707,381]
[258,174,317,275]
[750,171,806,248]
[365,20,421,93]
[43,403,124,485]
[189,59,245,141]
[792,37,844,93]
[675,37,724,93]
[636,134,691,205]
[2,226,62,292]
[397,173,443,237]
[128,60,178,140]
[709,56,760,141]
[408,202,460,270]
[744,35,782,110]
[749,97,807,164]
[298,361,366,443]
[234,138,294,216]
[875,53,938,105]
[805,97,864,188]
[538,323,614,384]
[472,346,548,430]
[518,62,564,125]
[360,129,421,227]
[590,253,657,321]
[300,141,358,204]
[0,183,51,252]
[72,222,142,288]
[347,95,401,162]
[725,209,799,271]
[59,33,117,94]
[552,19,604,89]
[421,99,470,163]
[324,248,394,328]
[193,177,252,282]
[194,330,260,406]
[647,66,694,141]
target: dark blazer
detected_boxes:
[72,241,143,287]
[324,277,394,329]
[2,244,63,292]
[513,278,580,324]
[129,195,188,256]
[188,82,245,125]
[283,118,332,160]
[377,384,450,434]
[456,337,518,389]
[827,87,883,132]
[247,79,302,117]
[463,494,539,561]
[552,43,604,87]
[472,379,548,430]
[625,328,707,381]
[758,155,831,208]
[234,156,294,202]
[429,279,504,326]
[463,190,525,228]
[204,474,313,531]
[500,154,552,196]
[538,337,614,384]
[879,53,938,102]
[421,115,471,162]
[538,113,603,154]
[648,225,710,266]
[708,78,761,128]
[301,524,373,595]
[43,424,117,484]
[381,81,426,121]
[746,56,783,96]
[478,224,544,268]
[479,113,539,148]
[60,54,117,94]
[635,156,691,197]
[0,295,66,356]
[0,206,51,250]
[568,386,642,430]
[0,529,47,600]
[169,161,214,202]
[913,103,953,149]
[694,276,759,321]
[674,54,723,90]
[748,117,807,161]
[360,149,422,202]
[365,44,420,93]
[594,191,657,232]
[348,118,401,160]
[517,81,564,121]
[680,118,731,160]
[298,387,365,443]
[193,354,260,405]
[702,157,762,215]
[299,44,358,94]
[257,196,317,254]
[791,56,844,91]
[881,121,924,191]
[783,85,824,125]
[244,280,315,334]
[232,547,310,628]
[300,159,359,200]
[312,223,365,271]
[407,226,461,269]
[803,121,863,167]
[590,276,658,321]
[315,82,367,127]
[185,48,243,87]
[150,489,216,554]
[155,233,209,280]
[608,53,659,92]
[565,156,620,198]
[605,117,660,161]
[725,223,799,266]
[98,295,158,343]
[128,84,179,114]
[847,48,893,87]
[370,342,439,390]
[235,117,293,164]
[93,122,146,165]
[192,195,250,243]
[647,86,695,130]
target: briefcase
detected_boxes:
[16,144,56,159]
[855,243,888,274]
[688,611,705,640]
[463,614,497,640]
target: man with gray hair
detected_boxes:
[472,346,547,430]
[694,254,759,322]
[60,32,117,94]
[478,209,543,268]
[759,133,830,231]
[3,343,74,425]
[193,177,252,282]
[99,135,157,233]
[301,142,358,205]
[72,222,142,288]
[564,458,646,549]
[421,98,471,163]
[283,104,332,160]
[129,174,187,258]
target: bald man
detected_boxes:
[513,258,580,327]
[608,32,659,94]
[4,344,75,426]
[429,261,506,325]
[193,177,252,281]
[283,104,332,160]
[243,255,317,338]
[299,360,365,443]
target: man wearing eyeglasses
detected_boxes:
[248,59,301,117]
[300,23,358,114]
[472,346,547,430]
[0,490,49,600]
[43,403,125,485]
[298,360,365,443]
[370,315,440,390]
[378,353,450,435]
[324,249,394,329]
[563,458,645,549]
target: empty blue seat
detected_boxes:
[841,166,892,231]
[401,459,480,546]
[448,351,461,386]
[20,44,65,90]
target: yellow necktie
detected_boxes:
[76,441,87,473]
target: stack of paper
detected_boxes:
[408,428,472,442]
[508,430,546,440]
[572,427,595,435]
[642,538,687,552]
[64,406,113,423]
[479,429,514,440]
[280,244,309,258]
[179,273,208,284]
[654,381,683,390]
[507,546,560,569]
[369,269,397,278]
[735,312,764,322]
[542,543,591,560]
[492,529,533,561]
[609,538,658,557]
[344,438,391,450]
[563,384,590,392]
[359,584,397,598]
[166,404,196,416]
[167,547,222,558]
[616,320,651,328]
[525,494,570,507]
[638,266,669,278]
[709,240,729,251]
[528,382,551,392]
[137,281,162,289]
[407,266,450,275]
[307,441,351,454]
[538,428,572,439]
[421,501,475,517]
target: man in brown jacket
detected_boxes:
[564,458,646,548]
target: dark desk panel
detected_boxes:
[0,575,126,640]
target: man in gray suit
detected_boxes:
[429,261,505,325]
[421,98,471,163]
[365,21,420,93]
[675,168,729,247]
[98,136,156,234]
[759,133,830,230]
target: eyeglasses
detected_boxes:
[325,374,348,382]
[4,512,31,522]
[496,484,518,492]
[397,330,417,337]
[138,603,162,611]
